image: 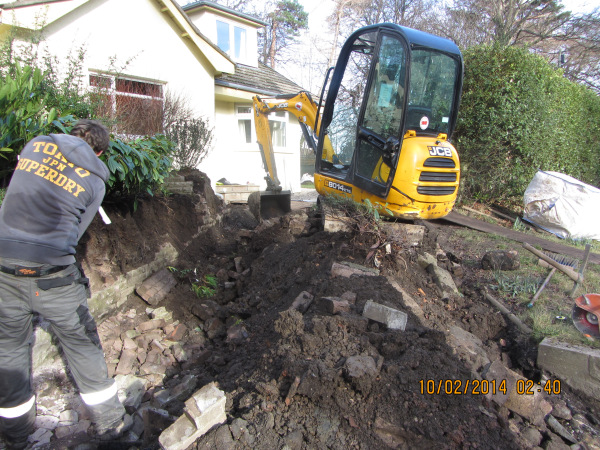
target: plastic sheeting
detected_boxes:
[523,171,600,241]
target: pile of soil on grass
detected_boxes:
[64,169,599,450]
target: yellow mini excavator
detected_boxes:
[250,23,463,220]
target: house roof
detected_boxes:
[216,62,304,97]
[182,0,266,27]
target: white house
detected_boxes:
[0,0,306,192]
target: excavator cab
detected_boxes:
[315,23,463,219]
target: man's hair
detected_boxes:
[70,119,110,154]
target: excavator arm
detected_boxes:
[253,91,336,191]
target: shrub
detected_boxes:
[0,64,57,176]
[103,134,174,197]
[165,116,214,169]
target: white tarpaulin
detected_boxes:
[523,170,600,241]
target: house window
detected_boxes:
[236,106,287,148]
[89,73,164,136]
[237,106,252,144]
[216,20,247,62]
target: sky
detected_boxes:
[278,0,598,90]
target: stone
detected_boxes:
[362,300,407,331]
[214,424,235,449]
[380,222,426,247]
[116,374,147,411]
[445,326,490,375]
[137,319,166,333]
[520,426,543,446]
[320,297,351,315]
[344,355,379,379]
[547,415,577,444]
[340,291,357,304]
[289,291,314,313]
[226,324,249,343]
[58,409,78,425]
[150,306,173,321]
[34,415,59,430]
[483,360,552,426]
[158,383,227,450]
[136,268,178,306]
[229,418,249,441]
[387,279,425,322]
[331,261,379,278]
[481,250,520,270]
[167,324,188,341]
[115,349,138,375]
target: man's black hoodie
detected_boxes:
[0,134,110,265]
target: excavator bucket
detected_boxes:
[248,190,291,221]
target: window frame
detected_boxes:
[216,19,248,63]
[89,72,165,137]
[235,104,288,151]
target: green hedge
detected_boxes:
[454,45,600,203]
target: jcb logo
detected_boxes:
[428,146,452,157]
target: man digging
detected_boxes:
[0,120,128,449]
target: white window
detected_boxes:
[89,73,164,136]
[236,105,287,148]
[216,20,247,62]
[237,106,253,144]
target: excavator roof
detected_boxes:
[363,23,462,59]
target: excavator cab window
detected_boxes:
[318,28,407,198]
[406,48,459,135]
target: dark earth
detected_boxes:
[66,169,600,450]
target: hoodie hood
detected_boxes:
[50,134,110,182]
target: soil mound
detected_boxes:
[27,169,598,450]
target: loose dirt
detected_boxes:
[71,170,599,449]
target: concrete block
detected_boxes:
[362,300,407,330]
[537,337,600,401]
[380,222,425,247]
[158,383,226,450]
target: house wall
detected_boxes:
[200,99,302,192]
[13,0,218,119]
[3,0,302,193]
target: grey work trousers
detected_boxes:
[0,258,124,439]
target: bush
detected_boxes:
[0,64,57,176]
[165,116,214,169]
[455,45,600,203]
[103,134,174,198]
